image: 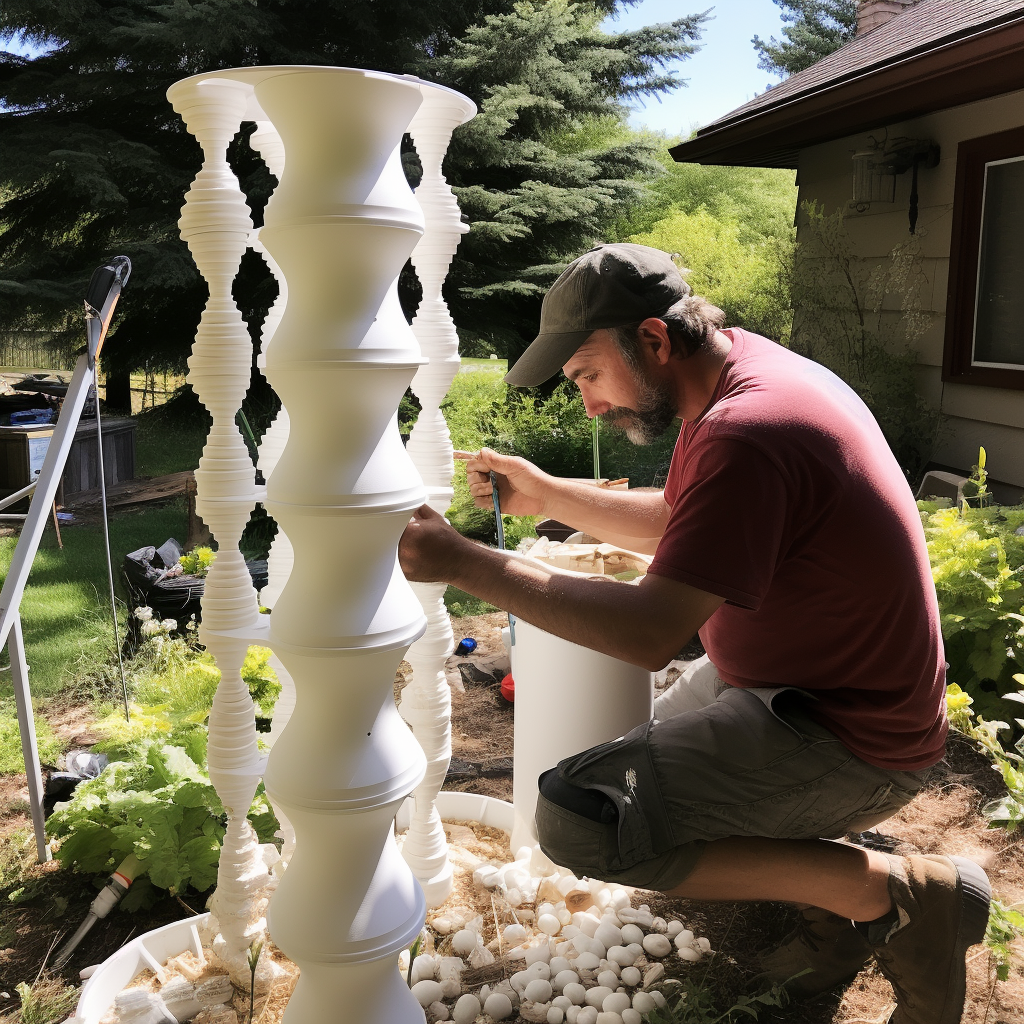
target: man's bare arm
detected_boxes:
[458,448,671,551]
[400,505,722,670]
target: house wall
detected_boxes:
[795,86,1024,489]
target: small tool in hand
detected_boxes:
[490,469,517,646]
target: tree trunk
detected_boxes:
[104,366,132,413]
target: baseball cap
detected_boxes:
[503,243,691,387]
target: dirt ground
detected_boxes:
[0,609,1022,1023]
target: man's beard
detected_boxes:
[600,364,678,445]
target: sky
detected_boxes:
[601,0,786,135]
[4,1,787,135]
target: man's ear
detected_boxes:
[637,318,673,366]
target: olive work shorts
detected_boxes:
[534,658,932,891]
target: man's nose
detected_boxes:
[580,390,609,419]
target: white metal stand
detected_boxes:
[0,353,96,862]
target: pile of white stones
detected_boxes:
[402,844,711,1024]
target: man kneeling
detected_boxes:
[398,243,990,1024]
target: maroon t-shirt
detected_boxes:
[648,329,947,771]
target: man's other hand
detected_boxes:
[399,504,469,583]
[456,447,549,516]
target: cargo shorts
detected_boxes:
[534,658,932,890]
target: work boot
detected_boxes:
[868,855,990,1024]
[757,906,872,996]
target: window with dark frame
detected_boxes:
[943,124,1024,390]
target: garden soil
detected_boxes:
[0,610,1021,1023]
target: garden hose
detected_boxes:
[51,853,143,970]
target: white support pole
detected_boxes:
[10,617,49,862]
[0,353,95,862]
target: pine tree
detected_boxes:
[0,1,706,389]
[752,0,856,78]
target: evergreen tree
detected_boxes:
[752,0,856,78]
[0,0,706,396]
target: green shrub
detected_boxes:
[442,371,679,545]
[920,499,1024,726]
[178,546,215,578]
[0,700,64,774]
[629,208,794,343]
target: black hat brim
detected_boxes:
[503,328,595,387]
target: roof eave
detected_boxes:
[670,18,1024,169]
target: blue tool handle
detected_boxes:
[490,470,516,646]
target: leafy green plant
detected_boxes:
[1,978,80,1024]
[0,700,64,773]
[47,740,278,909]
[179,546,215,578]
[644,978,790,1023]
[945,684,1024,832]
[985,899,1024,981]
[919,500,1024,725]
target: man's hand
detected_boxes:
[399,504,470,583]
[456,447,550,516]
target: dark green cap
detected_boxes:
[504,243,690,387]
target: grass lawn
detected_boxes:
[0,500,191,700]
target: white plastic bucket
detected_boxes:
[509,618,653,851]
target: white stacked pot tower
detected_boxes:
[399,84,476,909]
[168,65,475,1023]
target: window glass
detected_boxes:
[973,156,1024,367]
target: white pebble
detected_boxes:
[563,983,588,1005]
[484,992,514,1020]
[474,865,501,888]
[539,914,562,936]
[595,924,622,950]
[610,889,631,910]
[603,992,632,1015]
[548,1008,565,1024]
[429,1000,450,1021]
[642,963,665,987]
[584,987,613,1008]
[553,970,580,993]
[617,908,638,923]
[651,991,667,1008]
[412,980,443,1008]
[597,970,618,989]
[666,920,684,938]
[619,967,641,987]
[575,913,601,937]
[502,923,527,945]
[651,917,667,933]
[575,952,600,971]
[631,992,657,1013]
[506,888,524,907]
[596,1015,622,1024]
[526,945,552,967]
[511,970,532,994]
[621,1011,642,1024]
[606,946,635,967]
[632,912,654,929]
[525,979,554,1003]
[550,957,572,975]
[566,1007,581,1024]
[412,953,437,984]
[561,925,580,941]
[642,933,672,958]
[557,905,573,926]
[452,929,478,956]
[453,994,481,1024]
[529,962,552,980]
[619,924,644,946]
[697,937,711,952]
[674,929,695,950]
[553,996,572,1011]
[556,874,580,896]
[577,1008,598,1024]
[595,888,612,910]
[432,915,453,935]
[678,946,702,962]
